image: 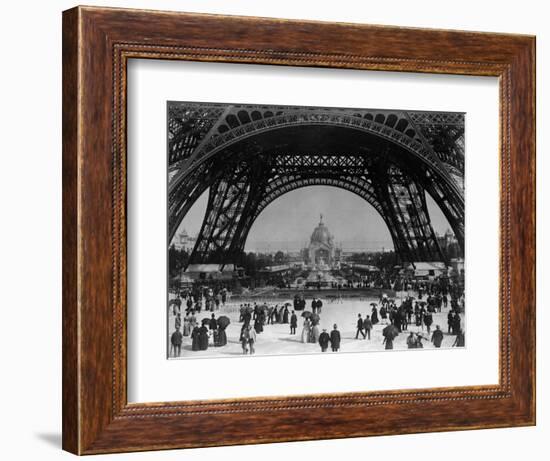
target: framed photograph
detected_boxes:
[62,6,535,455]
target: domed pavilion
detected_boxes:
[308,214,338,267]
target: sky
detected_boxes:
[173,185,452,253]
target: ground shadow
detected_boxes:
[36,432,62,448]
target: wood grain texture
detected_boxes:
[62,5,536,455]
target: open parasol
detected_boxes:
[301,310,313,319]
[201,318,211,325]
[217,315,230,329]
[383,324,399,340]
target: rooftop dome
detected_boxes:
[310,215,333,245]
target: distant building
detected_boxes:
[172,229,196,251]
[306,215,341,267]
[437,228,458,251]
[404,261,447,280]
[449,258,465,276]
[259,265,291,275]
[184,263,245,281]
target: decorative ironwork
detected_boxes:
[167,103,465,266]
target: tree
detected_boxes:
[168,245,190,277]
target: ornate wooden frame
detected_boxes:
[62,5,536,455]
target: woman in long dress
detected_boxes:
[301,319,311,343]
[198,325,209,350]
[311,323,321,343]
[182,316,191,336]
[191,326,201,351]
[371,306,379,325]
[216,326,227,347]
[190,312,198,328]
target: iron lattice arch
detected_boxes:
[167,102,465,266]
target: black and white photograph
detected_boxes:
[167,102,466,358]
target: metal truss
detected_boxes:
[167,103,465,266]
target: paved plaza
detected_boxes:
[168,294,464,358]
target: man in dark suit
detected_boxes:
[311,297,318,313]
[355,313,366,339]
[290,311,297,334]
[209,313,217,331]
[318,329,330,352]
[363,314,373,340]
[330,324,341,352]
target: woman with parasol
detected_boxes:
[215,315,230,347]
[311,318,321,343]
[169,297,182,316]
[382,323,399,350]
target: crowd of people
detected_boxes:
[170,284,232,315]
[169,282,466,357]
[349,293,465,351]
[169,310,232,356]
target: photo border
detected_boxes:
[62,6,535,454]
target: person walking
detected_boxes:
[355,314,366,339]
[254,315,263,334]
[452,312,462,335]
[319,329,330,352]
[431,325,444,348]
[447,310,454,333]
[382,332,394,350]
[406,332,417,349]
[330,324,341,352]
[248,326,257,355]
[240,325,249,354]
[290,311,297,334]
[453,329,465,347]
[424,311,433,335]
[363,315,373,340]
